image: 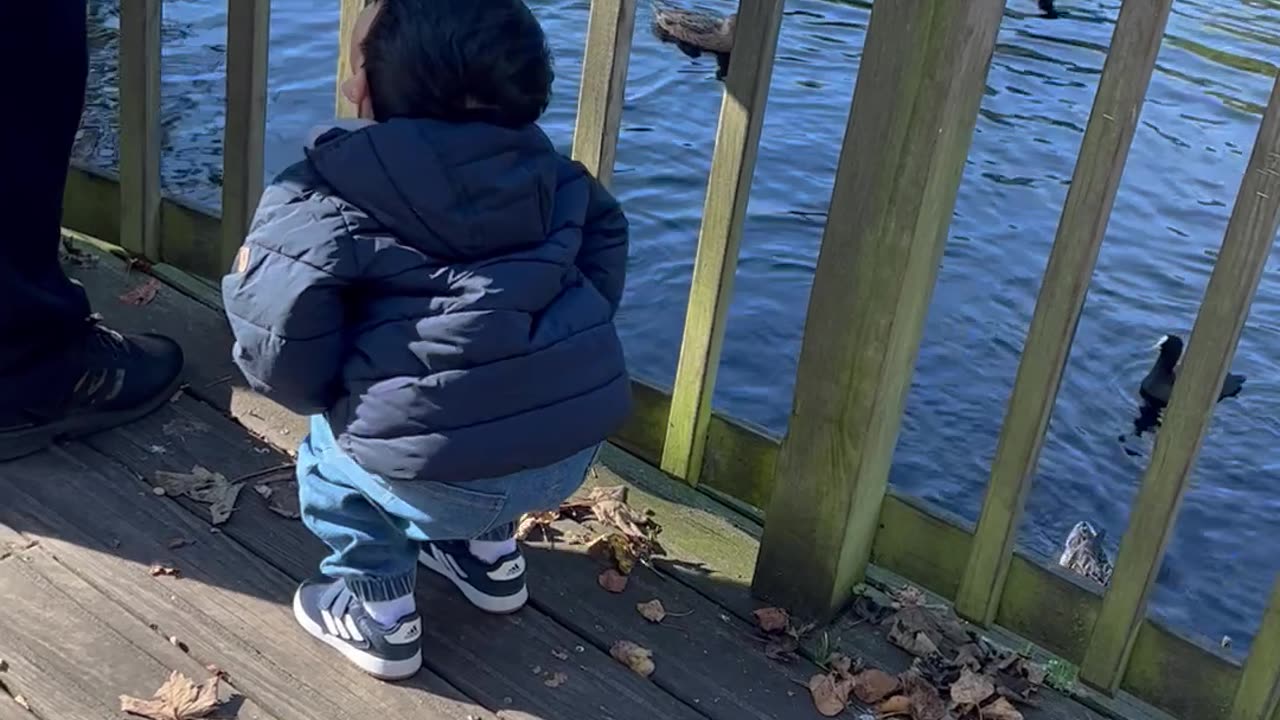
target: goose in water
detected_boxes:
[1140,334,1246,409]
[1059,521,1113,586]
[651,0,1058,80]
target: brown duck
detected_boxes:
[651,0,1058,81]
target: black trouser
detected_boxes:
[0,1,92,408]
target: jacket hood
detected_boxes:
[304,118,559,260]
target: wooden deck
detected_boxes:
[0,240,1117,720]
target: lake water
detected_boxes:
[76,0,1280,653]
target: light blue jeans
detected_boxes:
[297,414,599,602]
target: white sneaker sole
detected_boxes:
[418,549,529,614]
[292,589,422,681]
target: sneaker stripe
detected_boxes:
[344,615,365,644]
[444,551,467,580]
[321,609,343,638]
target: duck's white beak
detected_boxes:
[1152,334,1169,350]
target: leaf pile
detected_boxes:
[865,586,1043,719]
[120,671,222,720]
[805,653,903,717]
[153,466,243,526]
[610,640,655,678]
[562,486,665,572]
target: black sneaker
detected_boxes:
[419,541,528,614]
[0,320,184,461]
[292,577,423,680]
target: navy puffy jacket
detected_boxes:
[221,119,631,482]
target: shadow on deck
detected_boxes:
[0,239,1115,720]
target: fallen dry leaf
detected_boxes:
[853,668,900,704]
[119,277,161,306]
[807,673,849,717]
[598,569,629,593]
[610,641,655,678]
[827,653,854,676]
[167,538,193,550]
[149,563,180,578]
[551,648,570,661]
[904,673,948,720]
[543,671,568,688]
[949,667,994,709]
[587,533,637,574]
[877,695,911,717]
[254,481,301,519]
[636,599,666,623]
[154,467,244,526]
[586,485,627,503]
[764,635,799,661]
[982,697,1025,720]
[120,671,221,720]
[753,607,790,634]
[515,511,560,541]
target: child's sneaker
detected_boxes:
[419,541,528,614]
[292,577,423,680]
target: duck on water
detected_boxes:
[1140,333,1246,409]
[651,0,1059,80]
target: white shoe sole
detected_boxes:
[418,550,529,614]
[292,589,422,681]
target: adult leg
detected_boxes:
[0,0,93,379]
[0,1,186,460]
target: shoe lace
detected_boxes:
[70,316,129,405]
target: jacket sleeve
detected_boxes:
[221,180,354,415]
[576,171,629,315]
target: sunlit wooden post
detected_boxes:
[220,0,271,274]
[1079,71,1280,693]
[955,0,1176,627]
[752,0,1005,619]
[1231,576,1280,720]
[570,0,636,188]
[118,0,162,259]
[336,0,372,118]
[660,0,785,485]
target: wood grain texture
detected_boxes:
[1080,72,1280,695]
[661,0,785,485]
[1232,576,1280,720]
[0,538,276,720]
[570,0,636,187]
[117,0,162,259]
[956,0,1177,627]
[0,445,491,720]
[220,0,270,273]
[752,0,1005,619]
[523,519,833,720]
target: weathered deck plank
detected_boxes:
[524,521,834,720]
[0,446,493,720]
[82,399,704,720]
[0,535,274,720]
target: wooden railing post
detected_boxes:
[1079,71,1280,693]
[220,0,270,275]
[751,0,1005,619]
[1232,576,1280,720]
[118,0,162,260]
[660,0,784,485]
[955,0,1176,627]
[570,0,636,188]
[336,0,373,118]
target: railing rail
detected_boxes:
[74,3,1280,719]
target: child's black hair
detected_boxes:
[362,0,554,127]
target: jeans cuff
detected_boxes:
[344,569,417,602]
[474,522,515,542]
